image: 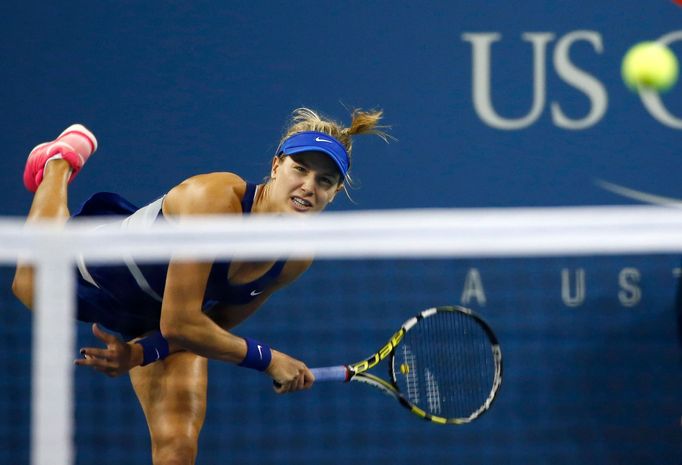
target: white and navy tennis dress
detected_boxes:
[73,182,285,339]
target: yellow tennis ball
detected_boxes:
[400,363,410,375]
[622,42,679,92]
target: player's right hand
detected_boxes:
[267,349,315,394]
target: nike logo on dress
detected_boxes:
[250,290,263,296]
[315,137,332,143]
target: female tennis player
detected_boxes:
[12,107,388,465]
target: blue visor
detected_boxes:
[279,131,349,179]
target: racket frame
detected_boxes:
[331,305,503,425]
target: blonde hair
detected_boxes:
[278,107,390,184]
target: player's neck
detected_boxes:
[251,182,276,214]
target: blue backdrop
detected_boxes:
[0,2,680,464]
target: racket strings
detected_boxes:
[401,345,420,404]
[393,310,497,420]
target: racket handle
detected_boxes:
[272,365,350,388]
[310,366,350,382]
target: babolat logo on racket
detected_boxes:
[350,328,405,373]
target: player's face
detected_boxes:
[270,152,343,214]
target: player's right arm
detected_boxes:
[156,173,246,363]
[158,174,312,390]
[206,259,315,392]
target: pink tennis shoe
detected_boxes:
[23,124,98,192]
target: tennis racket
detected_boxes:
[309,305,502,424]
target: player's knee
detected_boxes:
[152,435,198,465]
[11,269,34,309]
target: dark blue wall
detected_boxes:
[1,2,680,464]
[2,1,682,212]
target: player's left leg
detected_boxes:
[12,125,98,308]
[129,351,208,465]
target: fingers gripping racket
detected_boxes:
[311,306,502,424]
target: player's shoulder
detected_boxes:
[163,172,248,216]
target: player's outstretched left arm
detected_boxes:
[75,324,185,377]
[75,324,139,377]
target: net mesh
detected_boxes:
[0,208,681,465]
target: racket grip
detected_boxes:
[272,365,350,388]
[310,366,350,382]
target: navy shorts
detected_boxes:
[72,192,163,339]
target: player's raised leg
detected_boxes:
[11,124,98,308]
[129,351,208,465]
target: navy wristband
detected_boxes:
[238,337,272,371]
[136,331,170,366]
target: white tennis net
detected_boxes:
[1,204,681,465]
